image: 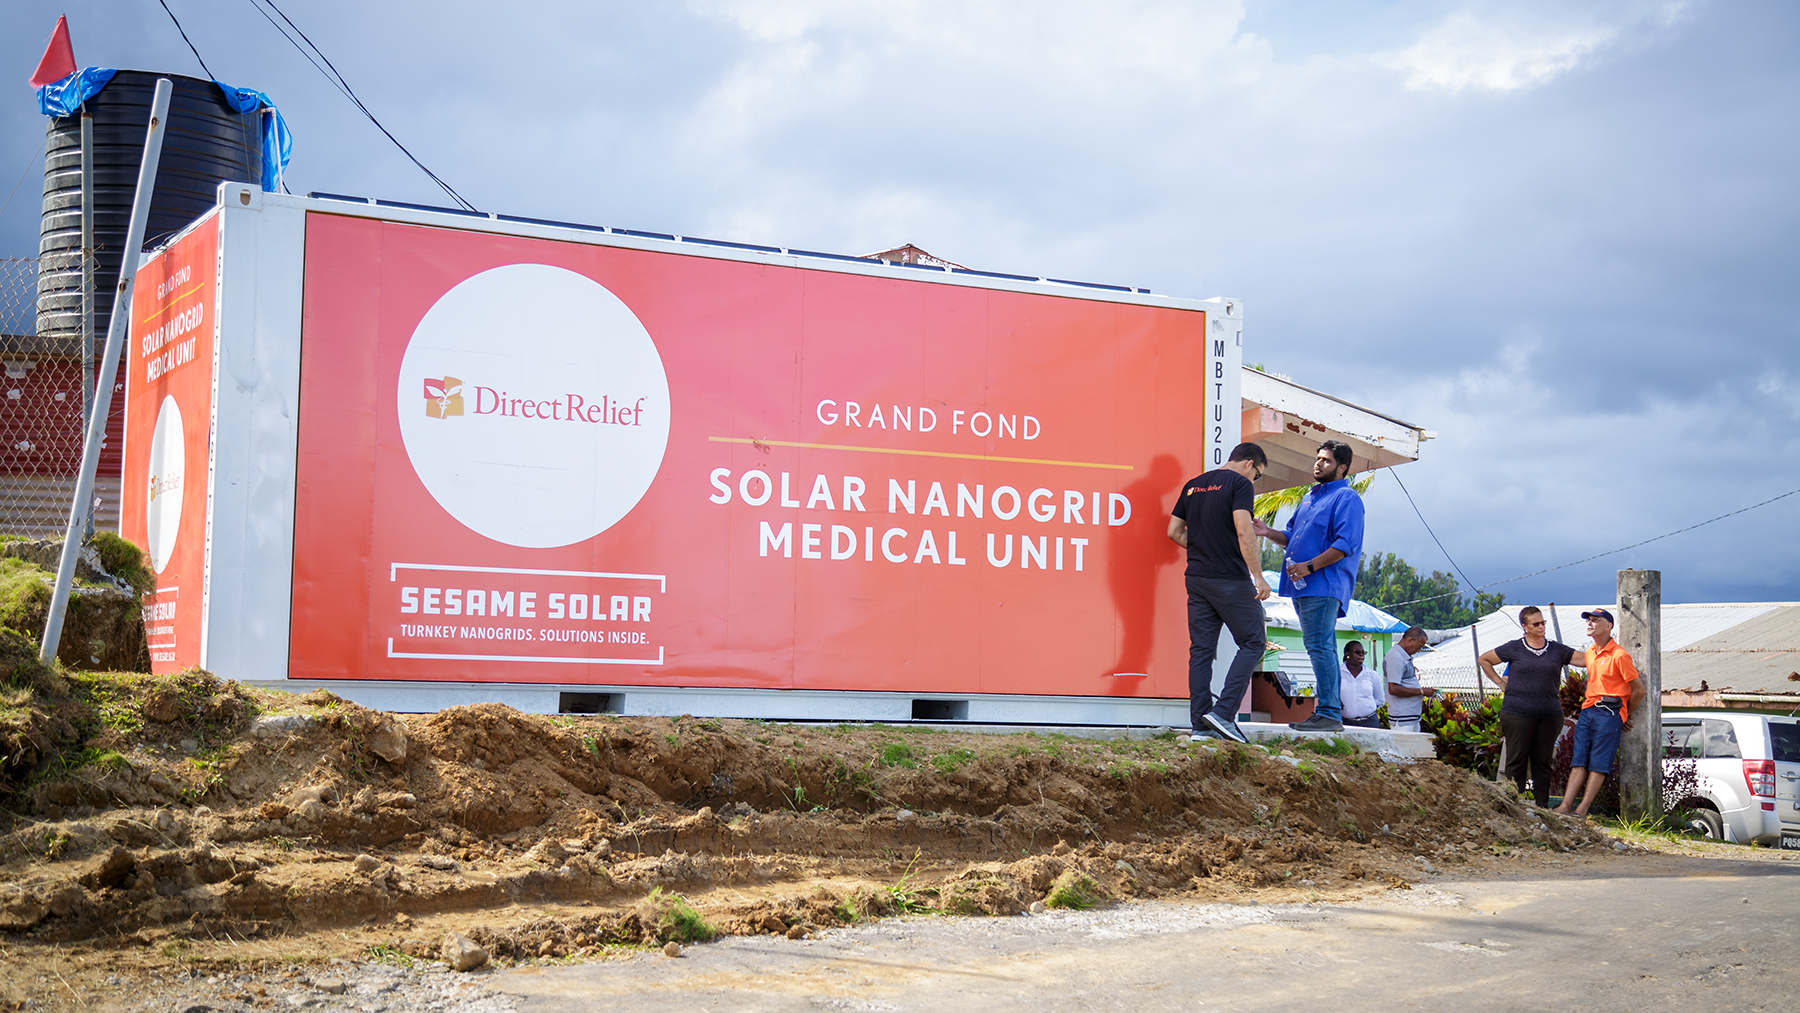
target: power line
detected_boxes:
[157,0,217,81]
[0,139,46,223]
[1388,469,1486,608]
[246,0,478,212]
[1378,482,1800,611]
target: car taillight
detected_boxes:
[1744,759,1776,798]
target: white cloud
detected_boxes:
[1353,337,1800,605]
[1375,2,1693,93]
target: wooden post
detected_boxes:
[1616,570,1663,822]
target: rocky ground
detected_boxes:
[0,669,1649,1011]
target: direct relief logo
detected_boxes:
[396,264,671,549]
[145,395,185,573]
[424,377,464,418]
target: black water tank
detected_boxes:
[35,70,263,353]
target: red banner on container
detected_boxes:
[292,214,1207,698]
[122,211,219,672]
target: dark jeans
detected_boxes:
[1501,709,1563,806]
[1186,575,1266,731]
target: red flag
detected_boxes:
[30,16,77,89]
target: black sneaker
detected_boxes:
[1201,712,1250,744]
[1288,714,1344,733]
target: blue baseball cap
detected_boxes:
[1581,608,1615,624]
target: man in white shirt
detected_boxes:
[1339,640,1385,728]
[1383,626,1435,732]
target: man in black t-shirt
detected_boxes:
[1167,442,1272,744]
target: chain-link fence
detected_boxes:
[0,253,122,538]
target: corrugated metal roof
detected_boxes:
[1663,650,1800,694]
[1656,604,1783,651]
[1677,606,1800,652]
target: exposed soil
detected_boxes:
[0,671,1633,1010]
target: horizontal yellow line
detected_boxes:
[137,280,209,325]
[708,436,1133,471]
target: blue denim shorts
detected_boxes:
[1571,704,1624,774]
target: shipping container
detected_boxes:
[122,183,1244,723]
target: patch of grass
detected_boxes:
[664,734,680,747]
[638,887,719,943]
[91,531,155,596]
[365,945,416,968]
[1295,736,1358,758]
[77,747,128,772]
[886,849,932,914]
[1045,871,1106,910]
[930,748,976,775]
[879,742,918,768]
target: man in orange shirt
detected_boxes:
[1553,608,1645,818]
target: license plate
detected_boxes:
[1781,833,1800,852]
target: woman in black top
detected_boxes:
[1478,605,1576,807]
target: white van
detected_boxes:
[1661,710,1800,846]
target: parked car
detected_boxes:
[1661,710,1800,847]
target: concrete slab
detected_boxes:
[1241,720,1438,758]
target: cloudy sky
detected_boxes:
[2,0,1796,609]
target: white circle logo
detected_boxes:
[146,394,185,573]
[397,264,672,548]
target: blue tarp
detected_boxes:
[213,83,293,192]
[35,66,115,117]
[34,69,293,191]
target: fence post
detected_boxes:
[40,79,173,665]
[1616,570,1663,822]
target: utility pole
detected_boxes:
[1616,570,1663,822]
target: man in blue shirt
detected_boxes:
[1252,440,1364,732]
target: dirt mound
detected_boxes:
[0,675,1626,991]
[0,533,153,672]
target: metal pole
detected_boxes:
[80,104,95,539]
[1547,599,1568,700]
[40,79,173,666]
[1471,621,1485,702]
[1616,570,1663,822]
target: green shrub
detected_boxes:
[1044,871,1107,910]
[1421,693,1503,778]
[637,887,718,943]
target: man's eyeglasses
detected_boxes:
[1523,620,1546,628]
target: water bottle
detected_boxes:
[1289,556,1307,591]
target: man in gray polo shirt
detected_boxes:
[1383,626,1435,731]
